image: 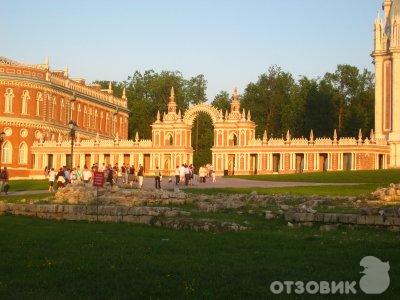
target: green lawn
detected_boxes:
[0,193,53,204]
[7,179,48,191]
[231,169,400,184]
[186,184,381,197]
[0,216,398,299]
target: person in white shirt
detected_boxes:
[82,166,92,184]
[48,168,56,192]
[184,164,190,186]
[179,164,186,184]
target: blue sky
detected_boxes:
[0,0,381,99]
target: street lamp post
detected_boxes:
[0,131,5,166]
[68,121,77,169]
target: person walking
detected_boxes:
[184,164,190,186]
[128,164,135,187]
[48,167,56,192]
[0,167,10,194]
[137,164,144,189]
[174,165,180,186]
[154,166,161,189]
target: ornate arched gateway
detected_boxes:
[150,87,257,175]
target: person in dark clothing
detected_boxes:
[154,166,161,189]
[106,167,114,187]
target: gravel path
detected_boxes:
[2,177,357,196]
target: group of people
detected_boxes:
[44,163,145,191]
[0,167,10,194]
[44,162,216,191]
[174,163,216,186]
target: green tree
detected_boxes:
[212,91,230,111]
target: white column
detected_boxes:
[374,56,384,137]
[79,154,85,168]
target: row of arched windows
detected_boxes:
[4,88,43,116]
[1,141,28,164]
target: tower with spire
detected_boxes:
[373,0,400,167]
[167,86,177,114]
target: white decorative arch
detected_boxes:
[21,90,30,115]
[18,142,28,164]
[1,140,12,163]
[36,92,43,116]
[4,88,14,113]
[183,103,220,126]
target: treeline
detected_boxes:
[95,64,374,166]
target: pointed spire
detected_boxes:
[286,129,291,141]
[135,132,139,142]
[263,130,268,141]
[247,110,251,121]
[233,87,238,100]
[156,110,160,121]
[309,129,314,142]
[358,128,363,141]
[178,109,182,119]
[370,129,375,141]
[44,56,49,69]
[169,86,175,102]
[241,109,246,120]
[108,81,113,94]
[333,129,338,141]
[64,65,69,77]
[225,110,229,120]
[122,87,127,100]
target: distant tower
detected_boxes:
[373,0,400,167]
[230,87,240,112]
[167,86,177,113]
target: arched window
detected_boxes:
[4,88,14,113]
[165,133,173,146]
[18,142,28,164]
[36,92,43,116]
[229,133,238,146]
[1,141,12,163]
[21,90,30,115]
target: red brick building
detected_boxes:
[0,57,129,178]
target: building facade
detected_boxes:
[373,0,400,167]
[2,0,399,178]
[0,57,129,177]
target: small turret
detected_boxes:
[167,86,177,113]
[309,129,314,144]
[375,12,384,51]
[333,129,338,141]
[64,65,69,77]
[247,110,251,121]
[358,128,363,142]
[44,56,50,69]
[122,87,127,100]
[230,87,240,112]
[108,82,113,94]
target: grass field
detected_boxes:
[7,179,48,191]
[231,169,400,184]
[186,184,381,197]
[0,215,398,299]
